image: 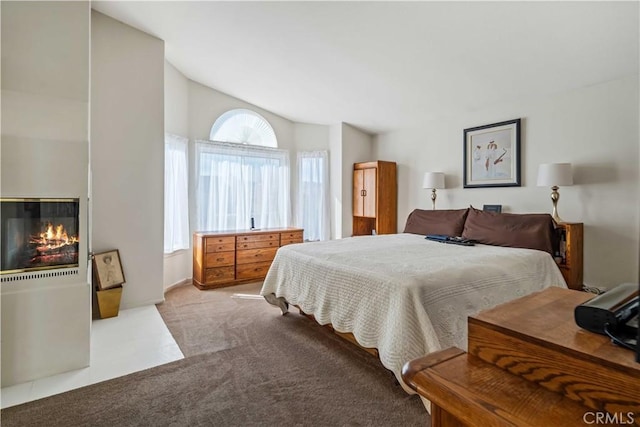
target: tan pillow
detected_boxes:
[403,209,469,236]
[462,207,555,254]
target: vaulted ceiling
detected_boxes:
[93,1,639,134]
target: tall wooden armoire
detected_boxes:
[352,161,397,236]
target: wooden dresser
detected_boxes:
[193,228,303,290]
[402,288,640,426]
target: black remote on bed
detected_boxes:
[425,235,475,246]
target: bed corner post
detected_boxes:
[263,293,289,315]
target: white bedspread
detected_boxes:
[260,233,567,391]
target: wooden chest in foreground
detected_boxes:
[402,288,640,426]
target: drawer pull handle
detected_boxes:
[243,244,248,248]
[216,258,224,262]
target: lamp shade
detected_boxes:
[423,172,445,189]
[537,163,573,187]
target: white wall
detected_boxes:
[163,61,191,290]
[341,124,373,238]
[165,61,190,137]
[293,123,331,152]
[1,1,91,386]
[91,11,165,308]
[329,124,344,239]
[374,74,640,288]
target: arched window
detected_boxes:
[197,109,289,232]
[210,109,277,147]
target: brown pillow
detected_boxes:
[403,208,469,236]
[462,207,555,254]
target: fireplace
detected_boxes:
[1,198,80,274]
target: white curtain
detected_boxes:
[296,151,329,241]
[164,134,190,253]
[196,141,290,231]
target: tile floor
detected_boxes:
[0,305,184,409]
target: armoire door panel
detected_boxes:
[353,169,365,217]
[363,168,377,218]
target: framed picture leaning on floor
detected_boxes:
[93,249,125,290]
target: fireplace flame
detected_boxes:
[31,222,79,250]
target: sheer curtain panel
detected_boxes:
[164,134,190,253]
[196,141,290,232]
[297,151,329,241]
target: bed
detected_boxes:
[260,208,570,392]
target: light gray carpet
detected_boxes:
[1,282,428,426]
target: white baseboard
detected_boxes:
[164,278,192,293]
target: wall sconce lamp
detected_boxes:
[537,163,573,223]
[423,172,445,210]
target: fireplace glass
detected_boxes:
[1,198,80,274]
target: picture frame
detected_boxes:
[482,204,503,213]
[463,118,521,188]
[93,249,125,290]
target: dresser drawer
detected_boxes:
[206,236,235,253]
[205,266,235,283]
[236,239,279,250]
[236,247,277,265]
[280,230,303,246]
[237,233,279,244]
[281,238,303,246]
[236,261,272,280]
[205,251,235,267]
[280,230,302,242]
